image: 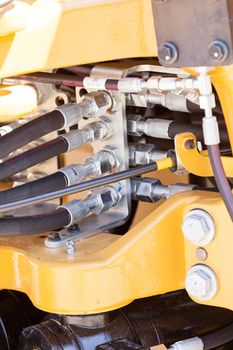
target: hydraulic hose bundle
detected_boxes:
[0,90,112,160]
[0,83,177,237]
[0,118,112,180]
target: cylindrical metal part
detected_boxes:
[19,291,233,350]
[142,119,172,139]
[60,186,120,225]
[57,101,93,129]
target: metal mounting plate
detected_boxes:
[152,0,233,67]
[44,67,131,248]
[45,185,126,249]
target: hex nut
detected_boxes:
[87,147,120,177]
[208,40,229,62]
[185,265,218,301]
[134,144,156,165]
[82,91,112,119]
[90,187,119,214]
[158,42,179,65]
[127,114,145,137]
[132,178,161,203]
[182,209,215,246]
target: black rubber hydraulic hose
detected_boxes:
[0,163,159,213]
[0,110,65,159]
[168,122,229,145]
[0,172,67,205]
[0,137,68,181]
[208,144,233,221]
[0,208,70,236]
[201,323,233,349]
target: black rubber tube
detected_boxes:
[168,122,229,145]
[0,110,65,159]
[0,208,70,236]
[202,323,233,349]
[0,137,68,181]
[0,163,159,212]
[0,172,67,205]
[208,144,233,221]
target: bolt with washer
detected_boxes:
[185,264,218,301]
[182,209,215,246]
[208,40,229,62]
[158,42,179,65]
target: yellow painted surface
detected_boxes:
[175,132,233,177]
[184,192,233,311]
[0,1,32,37]
[0,0,157,78]
[211,66,233,151]
[0,84,38,121]
[0,193,195,314]
[0,0,233,316]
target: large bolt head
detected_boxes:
[182,209,215,246]
[158,42,179,65]
[208,40,229,62]
[185,265,218,301]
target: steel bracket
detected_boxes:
[152,0,233,67]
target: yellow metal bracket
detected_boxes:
[184,193,233,311]
[175,132,233,177]
[0,0,157,78]
[0,190,231,314]
[0,193,198,315]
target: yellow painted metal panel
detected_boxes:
[184,192,233,311]
[0,0,157,78]
[211,66,233,152]
[0,193,193,314]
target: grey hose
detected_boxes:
[208,144,233,221]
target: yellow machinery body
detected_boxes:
[0,0,233,317]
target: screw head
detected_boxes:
[158,42,179,65]
[208,40,229,62]
[66,240,76,255]
[185,265,218,301]
[182,209,215,246]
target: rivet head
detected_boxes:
[182,209,215,246]
[196,247,208,261]
[158,42,179,65]
[185,265,218,301]
[208,40,229,62]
